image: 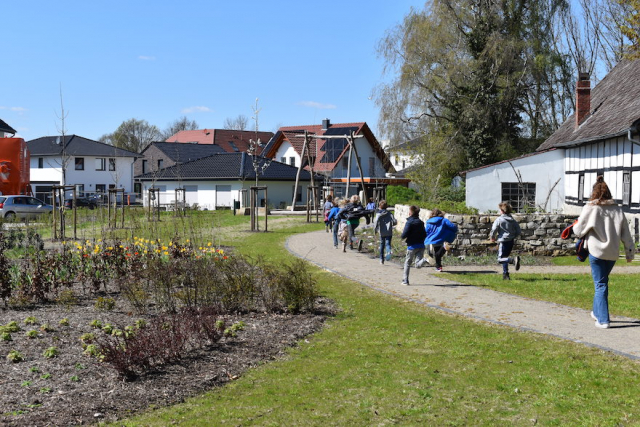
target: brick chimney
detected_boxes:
[575,72,591,128]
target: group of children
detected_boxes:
[323,195,522,285]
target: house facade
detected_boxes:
[263,119,404,199]
[0,119,16,138]
[27,135,139,202]
[463,149,565,213]
[135,152,315,210]
[536,60,640,217]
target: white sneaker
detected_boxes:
[401,281,409,286]
[595,320,610,329]
[590,311,597,321]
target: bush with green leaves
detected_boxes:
[7,350,23,363]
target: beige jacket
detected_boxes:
[572,200,634,261]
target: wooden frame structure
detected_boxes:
[306,185,321,223]
[147,187,161,222]
[107,188,125,229]
[51,185,77,240]
[250,186,268,232]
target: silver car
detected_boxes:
[0,195,53,220]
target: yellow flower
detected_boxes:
[207,242,212,247]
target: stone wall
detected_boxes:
[393,204,579,256]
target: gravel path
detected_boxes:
[287,230,640,360]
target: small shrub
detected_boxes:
[70,375,80,382]
[102,324,114,334]
[83,344,101,358]
[40,373,51,380]
[135,319,147,329]
[4,321,20,333]
[79,333,95,344]
[21,380,32,387]
[7,350,23,363]
[29,366,40,373]
[89,319,103,329]
[39,323,55,333]
[42,347,58,359]
[1,332,11,341]
[95,297,116,311]
[40,387,52,394]
[59,318,70,327]
[23,316,38,326]
[25,330,39,339]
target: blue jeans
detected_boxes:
[403,247,425,284]
[497,240,515,274]
[379,235,392,262]
[332,220,340,247]
[589,254,616,324]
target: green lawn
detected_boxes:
[114,219,640,426]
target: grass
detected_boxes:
[443,272,640,319]
[113,218,640,426]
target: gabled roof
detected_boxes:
[263,121,394,173]
[537,59,640,151]
[27,135,139,157]
[459,148,558,176]
[143,142,226,162]
[135,152,314,181]
[0,119,16,135]
[165,129,274,154]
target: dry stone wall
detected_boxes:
[393,204,580,256]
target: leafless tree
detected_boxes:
[223,114,249,131]
[162,116,199,140]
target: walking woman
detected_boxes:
[573,176,635,329]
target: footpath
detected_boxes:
[286,230,640,360]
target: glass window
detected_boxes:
[142,160,148,174]
[75,158,84,170]
[501,182,536,212]
[95,158,106,171]
[289,157,296,167]
[157,159,164,169]
[38,158,44,169]
[281,157,286,163]
[623,172,631,206]
[96,184,106,193]
[109,158,116,171]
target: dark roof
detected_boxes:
[537,60,640,151]
[27,135,139,157]
[0,119,16,135]
[144,142,226,162]
[135,152,315,181]
[165,129,274,154]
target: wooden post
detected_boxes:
[349,130,368,202]
[291,131,309,211]
[346,138,352,198]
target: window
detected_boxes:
[95,158,106,171]
[157,159,164,170]
[623,172,631,206]
[76,184,84,196]
[289,157,296,167]
[142,159,148,174]
[281,157,286,163]
[501,182,536,212]
[95,184,106,193]
[38,158,44,168]
[109,158,116,171]
[343,157,349,169]
[578,173,585,203]
[75,158,84,170]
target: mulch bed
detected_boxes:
[0,294,334,426]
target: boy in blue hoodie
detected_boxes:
[400,205,427,285]
[490,202,522,280]
[424,208,458,272]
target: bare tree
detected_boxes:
[162,116,199,140]
[223,114,249,131]
[54,84,71,187]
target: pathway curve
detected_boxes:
[287,230,640,360]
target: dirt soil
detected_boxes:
[0,294,334,426]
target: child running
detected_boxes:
[323,195,334,232]
[424,208,458,272]
[401,205,427,285]
[489,202,522,280]
[373,200,397,265]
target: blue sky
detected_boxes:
[3,1,425,142]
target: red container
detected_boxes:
[0,138,31,195]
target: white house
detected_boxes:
[462,149,565,213]
[535,60,640,217]
[135,152,316,210]
[0,119,16,138]
[27,135,139,202]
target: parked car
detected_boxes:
[64,195,100,209]
[0,195,53,220]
